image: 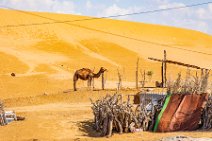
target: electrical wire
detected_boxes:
[0,2,211,56]
[0,1,211,27]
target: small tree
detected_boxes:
[140,69,146,88]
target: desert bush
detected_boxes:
[167,69,210,94]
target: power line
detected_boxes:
[0,3,212,56]
[66,23,212,56]
[0,1,212,28]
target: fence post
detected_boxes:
[117,69,122,90]
[136,58,139,89]
[102,73,104,90]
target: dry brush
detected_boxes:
[90,94,164,137]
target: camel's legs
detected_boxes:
[92,78,95,90]
[87,79,90,87]
[88,77,93,90]
[73,73,78,91]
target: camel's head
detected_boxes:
[100,67,107,73]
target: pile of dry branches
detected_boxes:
[0,101,3,112]
[202,95,212,130]
[0,100,6,126]
[90,94,163,137]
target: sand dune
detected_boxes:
[0,8,211,98]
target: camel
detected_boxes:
[73,67,107,91]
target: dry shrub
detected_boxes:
[167,69,211,94]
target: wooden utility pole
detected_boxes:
[164,50,167,87]
[102,73,105,90]
[161,50,167,88]
[136,58,139,89]
[161,61,164,87]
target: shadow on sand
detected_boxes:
[77,120,102,137]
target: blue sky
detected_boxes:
[0,0,212,34]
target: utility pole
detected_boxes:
[164,50,167,87]
[161,50,167,88]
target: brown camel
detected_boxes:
[73,67,107,91]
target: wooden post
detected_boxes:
[102,73,105,90]
[164,50,167,87]
[136,58,139,89]
[92,67,95,90]
[117,69,122,90]
[161,61,164,87]
[143,70,146,88]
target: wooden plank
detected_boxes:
[148,57,208,70]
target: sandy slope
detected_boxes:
[0,8,212,98]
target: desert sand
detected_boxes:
[0,8,212,140]
[1,90,212,141]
